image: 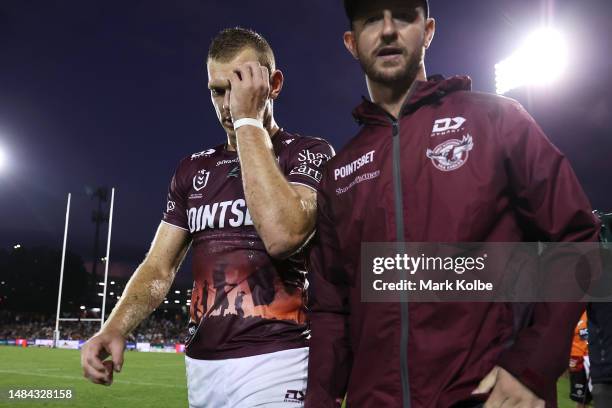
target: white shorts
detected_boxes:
[185,347,308,408]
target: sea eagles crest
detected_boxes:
[426,135,474,172]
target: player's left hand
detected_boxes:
[472,366,545,408]
[228,62,270,123]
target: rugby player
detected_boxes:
[305,0,600,407]
[81,27,334,407]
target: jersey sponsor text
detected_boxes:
[187,199,253,233]
[334,150,375,180]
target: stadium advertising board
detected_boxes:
[35,339,54,347]
[57,340,79,350]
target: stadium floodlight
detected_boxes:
[80,306,85,310]
[495,28,568,95]
[0,144,7,172]
[13,244,21,249]
[110,281,115,285]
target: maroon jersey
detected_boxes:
[163,129,334,360]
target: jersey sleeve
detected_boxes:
[162,158,190,231]
[285,137,335,191]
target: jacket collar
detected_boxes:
[352,75,472,126]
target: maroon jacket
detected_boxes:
[305,76,600,408]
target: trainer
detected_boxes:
[305,1,600,407]
[81,27,333,407]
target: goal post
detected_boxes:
[53,188,116,347]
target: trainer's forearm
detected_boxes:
[236,127,314,245]
[101,262,174,337]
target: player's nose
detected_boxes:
[222,90,231,112]
[381,11,399,40]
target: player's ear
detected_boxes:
[269,69,284,100]
[424,17,435,49]
[343,31,359,60]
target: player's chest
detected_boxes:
[184,158,254,233]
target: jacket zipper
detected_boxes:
[391,119,411,408]
[387,82,420,408]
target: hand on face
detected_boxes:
[228,62,270,123]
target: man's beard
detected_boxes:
[358,46,424,86]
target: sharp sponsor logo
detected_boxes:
[193,169,210,191]
[290,165,322,182]
[166,200,176,212]
[186,199,253,232]
[191,149,216,160]
[297,149,331,167]
[334,150,375,180]
[432,117,466,135]
[426,135,474,172]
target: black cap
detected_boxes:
[343,0,429,23]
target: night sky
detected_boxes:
[1,0,610,284]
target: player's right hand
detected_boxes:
[228,61,270,123]
[80,328,126,386]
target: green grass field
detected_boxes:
[0,347,579,407]
[0,347,187,407]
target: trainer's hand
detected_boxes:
[81,328,126,386]
[472,366,545,408]
[228,61,270,123]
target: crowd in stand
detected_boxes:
[0,311,187,344]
